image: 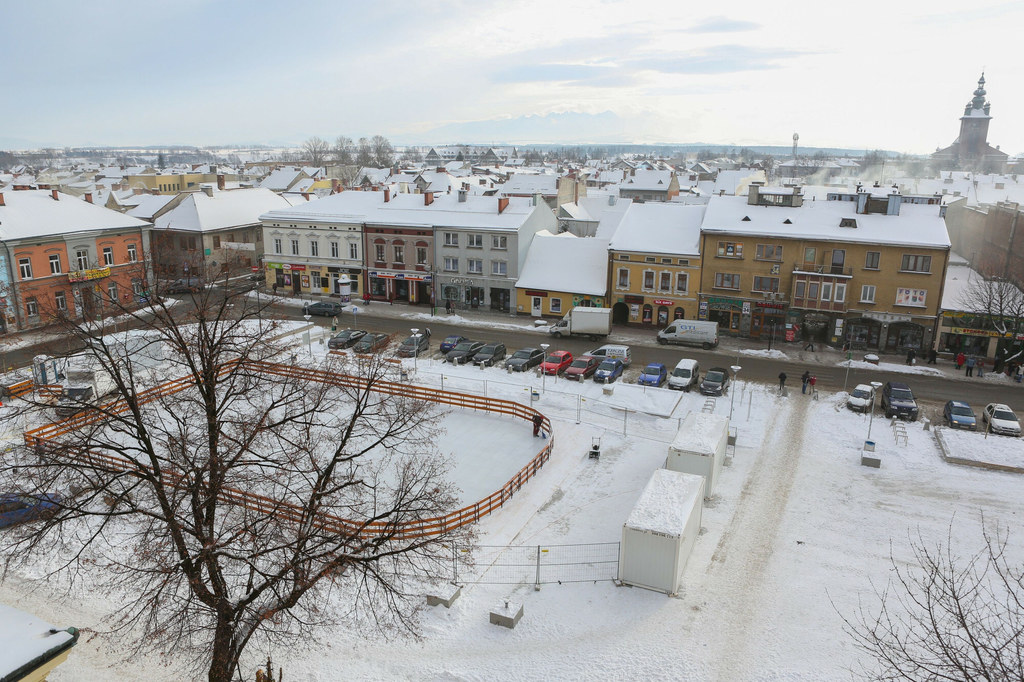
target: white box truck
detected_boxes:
[548,307,612,340]
[657,319,719,349]
[666,412,729,498]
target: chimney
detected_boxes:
[85,192,93,204]
[424,191,434,206]
[747,181,764,205]
[458,189,467,202]
[498,197,509,214]
[51,189,59,201]
[217,174,225,190]
[133,187,144,195]
[302,192,310,201]
[202,185,214,197]
[0,192,4,206]
[384,188,391,202]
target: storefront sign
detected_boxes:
[894,287,927,307]
[282,264,306,272]
[67,266,111,283]
[949,326,1010,338]
[757,302,786,309]
[865,312,912,323]
[652,299,673,306]
[742,302,751,315]
[525,290,548,297]
[369,271,431,282]
[698,300,709,320]
[624,295,644,304]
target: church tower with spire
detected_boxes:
[932,73,1008,171]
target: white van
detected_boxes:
[583,344,632,367]
[667,358,700,392]
[657,320,719,350]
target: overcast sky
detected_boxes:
[4,0,1022,155]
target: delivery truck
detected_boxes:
[548,307,613,340]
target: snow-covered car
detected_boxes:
[942,400,977,430]
[846,384,876,413]
[327,329,367,349]
[593,359,624,384]
[982,403,1021,436]
[0,493,62,528]
[637,362,667,387]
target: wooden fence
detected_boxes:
[23,360,553,539]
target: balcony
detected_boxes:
[792,262,853,277]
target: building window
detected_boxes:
[107,281,118,302]
[213,236,221,249]
[492,235,507,249]
[752,276,780,293]
[804,247,816,264]
[860,285,876,303]
[55,290,67,311]
[675,272,688,293]
[834,282,847,302]
[492,260,507,276]
[132,279,144,295]
[76,250,89,270]
[714,273,741,290]
[864,251,880,269]
[808,282,819,299]
[717,241,743,258]
[443,257,459,272]
[375,244,385,262]
[127,243,137,262]
[468,258,482,274]
[643,270,655,290]
[755,244,783,261]
[645,256,656,263]
[444,232,458,246]
[550,298,562,314]
[312,272,322,289]
[467,234,483,248]
[619,255,630,261]
[290,239,299,256]
[25,297,39,317]
[393,245,404,263]
[49,254,62,275]
[417,247,428,265]
[18,258,32,279]
[349,242,358,260]
[617,268,629,288]
[900,254,932,273]
[659,272,672,292]
[274,238,282,254]
[821,282,832,300]
[310,241,319,257]
[328,241,338,258]
[796,281,805,298]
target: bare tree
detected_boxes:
[370,135,394,168]
[333,135,354,165]
[355,137,373,167]
[957,270,1024,367]
[840,522,1023,680]
[301,136,330,166]
[2,264,466,681]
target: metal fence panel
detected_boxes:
[454,542,619,585]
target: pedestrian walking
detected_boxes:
[809,375,817,393]
[532,413,544,437]
[272,282,279,295]
[803,339,815,352]
[977,359,985,378]
[905,349,916,365]
[778,371,787,393]
[956,351,965,370]
[927,348,937,365]
[801,370,810,394]
[965,355,976,377]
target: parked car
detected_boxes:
[699,367,730,396]
[881,382,919,421]
[847,384,876,413]
[982,403,1021,436]
[540,350,574,375]
[564,356,601,381]
[506,347,545,372]
[667,359,700,392]
[352,333,390,354]
[582,344,632,367]
[396,329,431,357]
[473,343,506,367]
[943,400,977,430]
[594,358,625,384]
[637,362,668,387]
[439,335,468,354]
[305,301,346,316]
[0,493,62,529]
[248,271,266,282]
[164,277,204,294]
[328,329,367,349]
[446,341,484,364]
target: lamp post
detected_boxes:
[411,327,420,371]
[866,380,884,442]
[768,319,776,351]
[303,313,312,356]
[540,342,550,392]
[729,365,741,420]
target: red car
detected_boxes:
[564,355,600,381]
[540,350,573,375]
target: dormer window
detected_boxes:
[741,216,751,222]
[783,218,792,224]
[839,218,857,228]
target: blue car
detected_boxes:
[593,358,624,384]
[439,335,467,354]
[637,362,667,387]
[943,400,977,430]
[0,493,62,528]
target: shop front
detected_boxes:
[701,296,742,334]
[884,321,926,352]
[437,276,511,312]
[845,316,883,349]
[367,270,431,304]
[750,301,786,339]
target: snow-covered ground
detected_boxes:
[3,324,1023,681]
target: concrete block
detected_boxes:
[489,600,523,629]
[425,583,462,608]
[861,453,881,468]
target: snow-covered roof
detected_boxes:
[126,194,178,220]
[498,174,558,196]
[0,189,148,240]
[671,412,729,456]
[259,167,306,191]
[624,468,704,536]
[702,195,951,248]
[608,203,704,255]
[620,170,675,192]
[712,170,766,196]
[0,603,77,679]
[516,231,608,295]
[154,188,290,232]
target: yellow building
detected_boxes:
[699,184,951,352]
[515,231,608,317]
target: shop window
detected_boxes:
[717,241,743,258]
[550,298,562,314]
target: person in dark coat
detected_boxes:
[778,372,787,392]
[906,349,916,365]
[532,413,544,437]
[927,348,938,364]
[801,370,811,394]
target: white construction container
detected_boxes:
[618,469,705,595]
[666,412,729,498]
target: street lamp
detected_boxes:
[767,319,776,351]
[411,327,420,371]
[866,380,884,442]
[303,313,312,356]
[540,342,550,392]
[729,365,741,420]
